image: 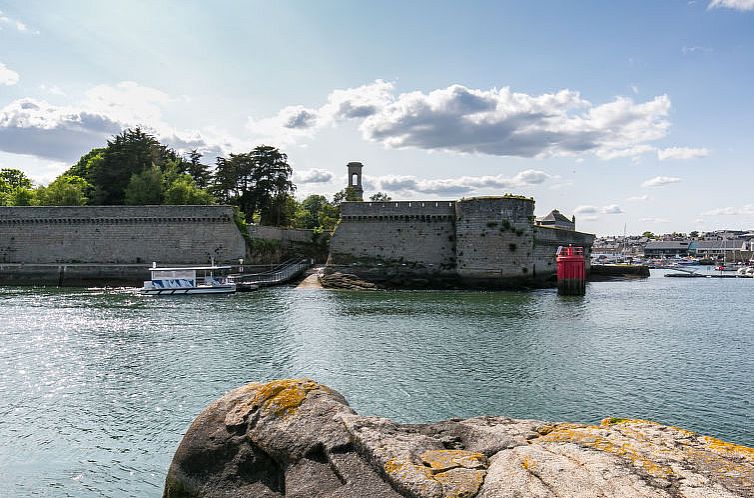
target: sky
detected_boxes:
[1,0,753,235]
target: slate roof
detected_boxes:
[644,241,691,250]
[696,240,746,250]
[538,209,572,224]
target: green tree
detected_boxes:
[36,176,91,206]
[124,166,163,205]
[212,145,296,225]
[4,187,36,206]
[294,194,340,230]
[163,175,215,205]
[184,149,211,189]
[369,192,392,202]
[93,128,179,204]
[66,148,105,181]
[332,186,361,206]
[0,168,33,190]
[642,231,655,239]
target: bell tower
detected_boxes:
[346,161,364,201]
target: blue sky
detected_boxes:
[1,0,753,235]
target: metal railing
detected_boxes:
[230,259,311,287]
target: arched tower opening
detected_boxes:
[346,162,364,201]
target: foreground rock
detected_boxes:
[164,379,754,498]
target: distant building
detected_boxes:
[643,240,696,258]
[535,209,575,230]
[695,239,752,261]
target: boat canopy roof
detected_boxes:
[148,265,233,271]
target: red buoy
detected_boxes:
[557,246,586,295]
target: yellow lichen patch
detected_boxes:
[703,436,754,464]
[224,378,326,426]
[521,456,535,471]
[251,378,323,417]
[420,450,488,472]
[534,425,675,479]
[433,468,487,498]
[385,456,487,498]
[600,418,659,428]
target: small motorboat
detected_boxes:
[140,263,236,295]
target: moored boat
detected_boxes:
[140,264,236,295]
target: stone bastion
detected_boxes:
[326,196,594,289]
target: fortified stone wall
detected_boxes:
[326,196,595,288]
[328,201,457,279]
[0,205,246,265]
[455,197,537,285]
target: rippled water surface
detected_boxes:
[1,271,753,496]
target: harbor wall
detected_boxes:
[0,205,246,285]
[327,196,595,288]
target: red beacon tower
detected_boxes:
[556,245,586,295]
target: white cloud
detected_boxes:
[575,204,623,215]
[627,194,649,201]
[0,82,229,162]
[359,86,671,159]
[84,81,171,125]
[0,62,20,86]
[246,105,322,145]
[574,205,598,214]
[295,168,334,184]
[242,81,674,160]
[601,204,624,214]
[0,98,123,161]
[708,0,754,10]
[641,176,681,187]
[373,169,552,196]
[325,79,395,119]
[657,146,709,160]
[701,204,754,216]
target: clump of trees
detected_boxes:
[0,127,386,234]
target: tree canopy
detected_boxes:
[213,145,295,224]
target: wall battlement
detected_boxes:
[341,200,456,216]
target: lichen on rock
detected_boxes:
[164,379,754,498]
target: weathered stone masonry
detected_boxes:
[327,196,594,288]
[0,206,246,285]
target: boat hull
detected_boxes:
[140,285,236,295]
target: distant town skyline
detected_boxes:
[1,0,753,235]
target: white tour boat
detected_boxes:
[140,264,236,295]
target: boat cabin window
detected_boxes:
[151,270,196,280]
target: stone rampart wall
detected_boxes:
[0,205,246,265]
[328,202,457,278]
[454,197,537,284]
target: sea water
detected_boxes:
[1,270,752,496]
